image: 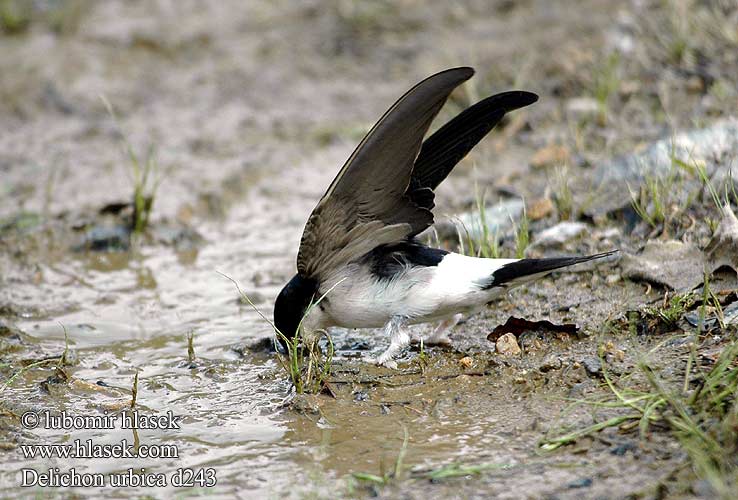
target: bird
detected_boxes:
[274,67,615,368]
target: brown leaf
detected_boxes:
[487,317,579,342]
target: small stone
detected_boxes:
[533,221,588,247]
[686,76,704,93]
[567,477,593,489]
[606,274,620,284]
[581,357,602,378]
[539,355,562,372]
[496,333,521,356]
[566,97,600,120]
[621,240,705,291]
[610,442,637,456]
[527,198,554,221]
[459,356,473,369]
[530,144,570,169]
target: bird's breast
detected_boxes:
[321,253,510,328]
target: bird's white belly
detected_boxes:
[325,253,512,328]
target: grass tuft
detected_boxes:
[101,96,165,238]
[219,271,337,395]
[130,371,139,409]
[351,426,409,486]
[513,208,530,259]
[591,52,621,125]
[541,338,738,496]
[417,462,513,481]
[643,291,697,327]
[186,331,195,364]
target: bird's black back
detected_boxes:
[361,240,448,280]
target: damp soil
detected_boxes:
[2,1,737,499]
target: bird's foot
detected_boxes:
[365,316,409,370]
[365,355,398,370]
[424,313,462,347]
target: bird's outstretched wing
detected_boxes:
[407,90,538,213]
[296,67,537,281]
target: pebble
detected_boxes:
[527,198,554,220]
[459,356,474,369]
[567,477,593,489]
[539,355,562,372]
[581,357,603,378]
[496,333,521,356]
[606,274,620,284]
[565,97,600,120]
[530,144,570,169]
[533,221,588,247]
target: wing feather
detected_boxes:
[296,68,539,281]
[297,68,474,279]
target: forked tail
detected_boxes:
[482,250,618,290]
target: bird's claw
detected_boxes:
[365,356,398,370]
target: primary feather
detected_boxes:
[296,67,538,281]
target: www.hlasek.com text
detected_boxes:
[20,439,178,459]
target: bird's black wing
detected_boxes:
[406,90,538,219]
[296,67,474,280]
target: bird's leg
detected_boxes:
[425,313,462,346]
[368,316,409,369]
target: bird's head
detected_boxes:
[273,274,321,350]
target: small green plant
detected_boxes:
[591,52,621,125]
[550,166,574,221]
[128,147,158,236]
[58,323,70,368]
[699,272,725,331]
[130,371,139,409]
[628,147,699,230]
[643,291,697,326]
[0,0,31,34]
[219,272,338,394]
[101,96,164,237]
[473,188,502,259]
[351,426,409,486]
[186,331,195,363]
[416,462,513,481]
[541,339,738,497]
[629,173,674,228]
[457,182,502,259]
[513,209,529,259]
[457,188,528,259]
[0,324,71,393]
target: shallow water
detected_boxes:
[0,144,646,498]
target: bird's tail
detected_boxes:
[482,250,618,290]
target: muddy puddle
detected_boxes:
[3,1,738,498]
